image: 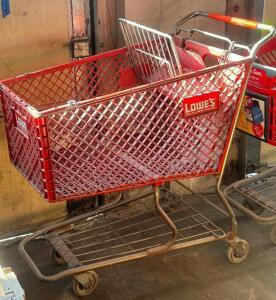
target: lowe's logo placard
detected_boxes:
[183,91,220,118]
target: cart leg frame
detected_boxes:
[147,185,178,254]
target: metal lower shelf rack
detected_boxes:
[18,184,249,297]
[47,187,225,267]
[224,167,276,244]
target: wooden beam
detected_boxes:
[95,0,117,53]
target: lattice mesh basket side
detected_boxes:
[4,50,133,112]
[1,91,45,196]
[45,61,250,201]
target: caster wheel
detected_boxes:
[227,239,249,264]
[72,271,99,297]
[244,199,265,216]
[269,225,276,245]
[51,249,64,265]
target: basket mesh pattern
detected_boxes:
[1,49,133,200]
[1,93,45,195]
[6,50,131,112]
[119,18,182,83]
[45,62,249,200]
[1,47,250,201]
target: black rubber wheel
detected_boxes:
[269,225,276,245]
[227,239,249,264]
[72,271,99,297]
[51,249,64,265]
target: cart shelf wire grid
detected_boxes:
[225,167,276,217]
[119,18,182,83]
[45,188,225,266]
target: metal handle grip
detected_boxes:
[172,11,276,57]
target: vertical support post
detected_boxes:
[237,131,248,179]
[226,0,264,178]
[95,0,118,53]
[36,117,56,201]
[147,185,177,254]
[68,0,91,58]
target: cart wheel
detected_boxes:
[51,249,65,265]
[243,199,265,215]
[269,225,276,245]
[72,271,99,297]
[227,239,249,264]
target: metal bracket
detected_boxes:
[73,272,91,287]
[147,185,178,254]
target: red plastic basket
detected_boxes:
[0,46,251,202]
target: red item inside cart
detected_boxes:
[146,43,207,83]
[176,46,206,72]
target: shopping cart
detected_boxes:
[226,36,276,245]
[224,167,276,244]
[0,11,274,297]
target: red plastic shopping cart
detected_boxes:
[226,34,276,245]
[0,11,274,297]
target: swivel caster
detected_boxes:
[72,271,99,297]
[227,239,249,264]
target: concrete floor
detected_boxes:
[1,196,276,300]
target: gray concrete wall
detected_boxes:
[125,0,226,33]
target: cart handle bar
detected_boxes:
[173,11,276,57]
